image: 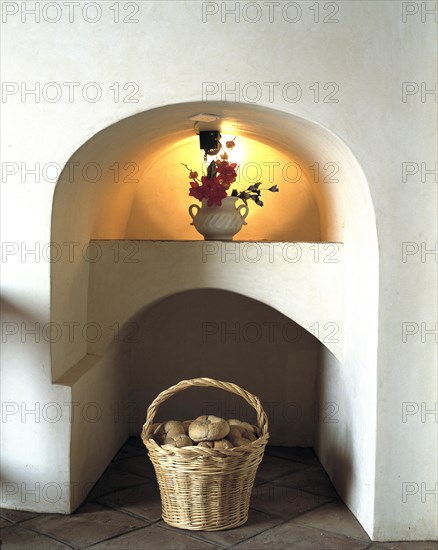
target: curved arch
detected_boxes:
[117,288,323,442]
[84,240,345,361]
[51,102,378,530]
[51,101,377,380]
[51,101,374,246]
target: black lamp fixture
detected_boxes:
[199,130,221,160]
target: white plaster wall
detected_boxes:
[86,241,345,359]
[1,0,436,541]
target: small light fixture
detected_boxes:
[189,113,220,123]
[199,130,221,160]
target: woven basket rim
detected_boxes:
[141,377,269,455]
[144,432,269,458]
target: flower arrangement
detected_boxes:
[182,138,279,207]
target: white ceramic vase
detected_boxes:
[188,196,249,241]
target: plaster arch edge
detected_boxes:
[51,99,379,251]
[51,100,377,383]
[82,281,345,372]
[51,98,377,201]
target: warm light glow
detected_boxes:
[219,133,246,167]
[92,133,322,242]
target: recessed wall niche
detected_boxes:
[121,289,321,446]
[102,135,322,242]
[50,102,378,535]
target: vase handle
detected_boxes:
[237,202,249,225]
[188,204,200,225]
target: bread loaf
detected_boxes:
[227,419,257,441]
[197,441,214,448]
[188,415,230,442]
[153,417,256,449]
[213,439,233,450]
[164,433,193,448]
[182,420,192,433]
[164,420,185,435]
[227,426,252,447]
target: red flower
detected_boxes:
[202,176,228,206]
[188,180,204,202]
[184,143,245,207]
[215,160,237,189]
[188,176,227,206]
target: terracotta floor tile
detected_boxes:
[89,523,219,549]
[250,482,333,520]
[21,502,146,547]
[273,466,340,498]
[291,500,370,541]
[265,446,321,465]
[2,442,435,549]
[159,508,284,547]
[255,455,308,483]
[97,483,163,522]
[0,517,12,528]
[0,509,40,523]
[111,454,156,480]
[112,441,147,462]
[87,466,151,500]
[0,525,71,549]
[234,522,370,549]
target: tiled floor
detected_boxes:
[1,438,437,550]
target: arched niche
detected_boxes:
[51,101,374,381]
[51,102,379,532]
[118,134,321,242]
[93,289,323,444]
[64,288,324,512]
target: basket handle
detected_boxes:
[141,377,268,442]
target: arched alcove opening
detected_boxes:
[50,102,378,534]
[125,289,321,444]
[96,134,322,242]
[67,289,327,510]
[51,101,373,381]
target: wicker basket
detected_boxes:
[141,377,269,531]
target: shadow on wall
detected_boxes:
[315,422,354,513]
[0,296,66,510]
[315,347,354,507]
[106,288,322,446]
[0,295,53,385]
